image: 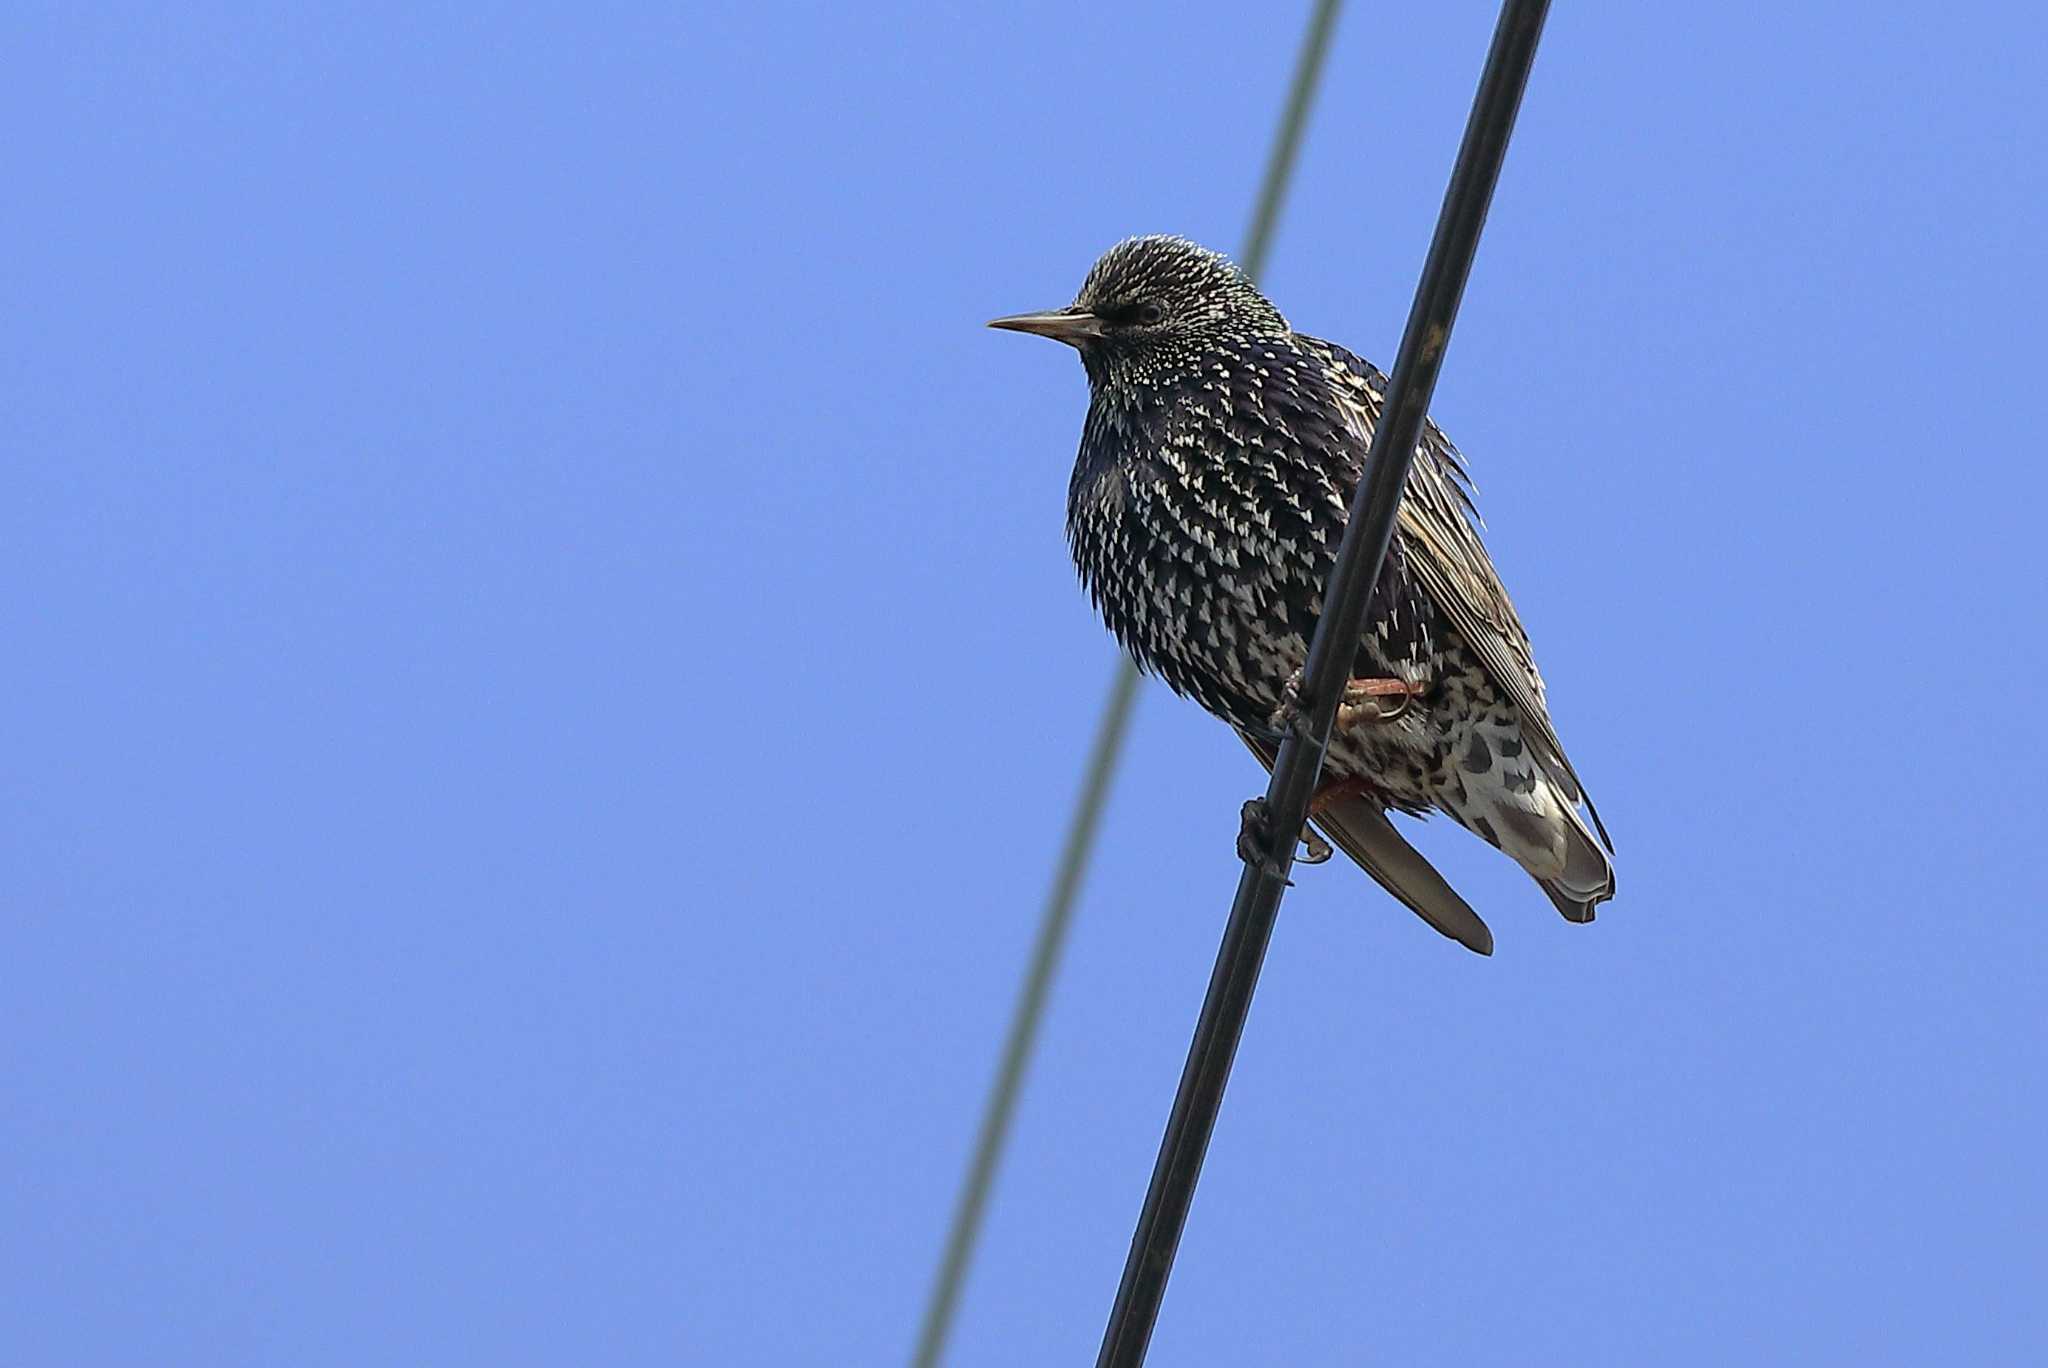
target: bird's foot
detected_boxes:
[1336,676,1426,727]
[1237,797,1334,873]
[1269,669,1427,739]
[1237,799,1298,879]
[1236,798,1277,869]
[1267,669,1311,739]
[1292,774,1376,866]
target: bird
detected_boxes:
[990,234,1613,955]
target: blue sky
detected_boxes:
[5,3,2045,1364]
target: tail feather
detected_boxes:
[1458,763,1616,927]
[1310,794,1496,954]
[1535,797,1614,924]
[1541,880,1599,923]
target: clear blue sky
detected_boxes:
[5,4,2044,1364]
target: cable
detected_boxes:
[909,5,1344,1364]
[1094,4,1553,1364]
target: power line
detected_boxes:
[907,666,1134,1368]
[907,5,1343,1365]
[1093,4,1553,1365]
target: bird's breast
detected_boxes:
[1068,431,1339,731]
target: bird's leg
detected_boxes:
[1308,773,1375,815]
[1336,677,1427,727]
[1270,668,1427,738]
[1267,668,1313,739]
[1290,772,1373,866]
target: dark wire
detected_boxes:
[908,4,1345,1364]
[1094,4,1552,1365]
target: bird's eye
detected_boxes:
[1097,300,1167,328]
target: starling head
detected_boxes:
[989,235,1290,397]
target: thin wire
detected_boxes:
[1240,0,1344,283]
[907,666,1135,1368]
[908,5,1344,1365]
[1094,4,1553,1365]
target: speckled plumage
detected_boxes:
[994,235,1615,952]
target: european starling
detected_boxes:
[992,235,1614,954]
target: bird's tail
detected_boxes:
[1536,798,1615,923]
[1465,775,1615,924]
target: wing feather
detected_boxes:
[1312,340,1611,850]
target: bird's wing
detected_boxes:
[1314,340,1611,850]
[1238,732,1493,955]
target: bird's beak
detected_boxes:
[987,307,1104,347]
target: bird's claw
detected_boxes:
[1337,676,1427,728]
[1236,798,1274,867]
[1271,669,1427,739]
[1267,668,1313,741]
[1237,797,1330,876]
